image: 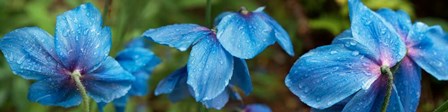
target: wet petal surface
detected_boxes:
[187,37,234,101]
[55,3,111,71]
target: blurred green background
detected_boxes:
[0,0,447,112]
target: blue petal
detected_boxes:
[28,77,81,107]
[332,30,353,44]
[341,76,405,112]
[253,7,266,12]
[83,57,135,103]
[155,66,191,102]
[128,71,150,96]
[332,30,380,64]
[348,0,406,66]
[97,102,107,112]
[244,104,272,112]
[312,106,344,112]
[187,38,234,101]
[311,97,352,112]
[115,106,125,112]
[142,24,212,51]
[311,95,353,112]
[214,12,233,25]
[406,22,448,80]
[230,57,252,95]
[254,10,295,56]
[202,89,230,110]
[216,11,276,59]
[341,77,383,112]
[116,47,161,73]
[113,95,128,109]
[0,27,64,80]
[374,85,408,112]
[393,56,421,111]
[376,8,412,38]
[154,66,187,96]
[167,75,191,102]
[54,3,112,71]
[285,44,380,109]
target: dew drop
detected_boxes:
[380,28,387,34]
[16,56,25,64]
[330,50,338,54]
[349,41,356,46]
[351,51,359,56]
[298,83,303,89]
[327,101,333,106]
[303,88,309,93]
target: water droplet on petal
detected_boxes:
[330,50,338,54]
[380,28,387,34]
[349,41,357,46]
[303,89,309,93]
[351,51,359,56]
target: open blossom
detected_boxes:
[288,0,448,111]
[314,0,448,111]
[0,3,134,107]
[154,56,251,110]
[215,7,294,59]
[143,6,292,102]
[285,0,413,111]
[102,38,161,112]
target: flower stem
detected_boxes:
[70,70,90,112]
[380,66,393,112]
[205,0,212,27]
[196,102,209,112]
[434,99,448,112]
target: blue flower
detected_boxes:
[314,0,448,111]
[143,24,235,101]
[285,0,414,110]
[154,57,251,110]
[116,38,160,96]
[143,6,290,102]
[98,38,161,112]
[215,7,294,59]
[244,104,272,112]
[0,3,134,107]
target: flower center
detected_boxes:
[380,65,391,76]
[239,7,250,15]
[70,70,82,79]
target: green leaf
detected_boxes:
[309,14,350,35]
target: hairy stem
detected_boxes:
[70,70,90,112]
[205,0,212,27]
[380,66,393,112]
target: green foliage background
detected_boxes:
[0,0,447,111]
